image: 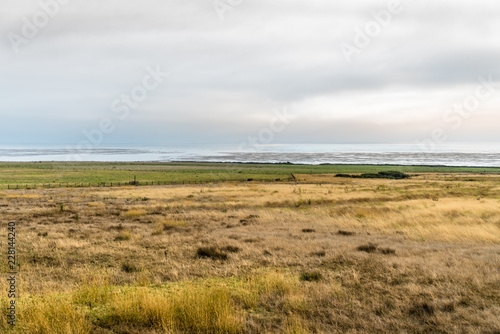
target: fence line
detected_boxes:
[4,177,295,190]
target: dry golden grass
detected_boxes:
[0,173,499,333]
[121,208,148,217]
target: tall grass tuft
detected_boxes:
[72,274,112,307]
[99,284,243,333]
[14,295,90,334]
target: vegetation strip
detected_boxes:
[0,170,498,332]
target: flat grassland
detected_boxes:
[0,163,499,333]
[1,161,500,188]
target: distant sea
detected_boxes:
[1,143,500,167]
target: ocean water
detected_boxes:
[0,143,500,167]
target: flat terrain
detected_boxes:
[1,162,500,189]
[0,167,499,333]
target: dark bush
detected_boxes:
[336,171,410,180]
[121,262,138,273]
[196,247,228,260]
[442,302,456,313]
[300,271,322,282]
[377,171,411,179]
[357,243,378,253]
[409,302,435,317]
[359,173,382,179]
[379,247,396,255]
[335,173,352,178]
[338,230,355,236]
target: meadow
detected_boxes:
[1,162,500,188]
[0,164,499,333]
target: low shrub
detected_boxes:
[299,271,322,282]
[357,243,378,253]
[336,171,410,180]
[379,247,396,255]
[196,247,228,260]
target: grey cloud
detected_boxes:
[1,0,499,145]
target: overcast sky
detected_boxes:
[1,0,499,146]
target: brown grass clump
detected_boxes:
[114,230,132,241]
[338,229,355,236]
[310,250,326,257]
[151,225,164,235]
[221,245,241,253]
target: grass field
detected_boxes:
[1,162,500,189]
[0,164,499,333]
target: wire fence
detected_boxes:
[3,177,296,190]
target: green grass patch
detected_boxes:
[0,162,498,189]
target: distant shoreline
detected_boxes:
[170,161,500,169]
[0,160,500,169]
[1,160,500,170]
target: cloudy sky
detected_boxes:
[1,0,499,146]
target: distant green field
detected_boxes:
[0,162,499,189]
